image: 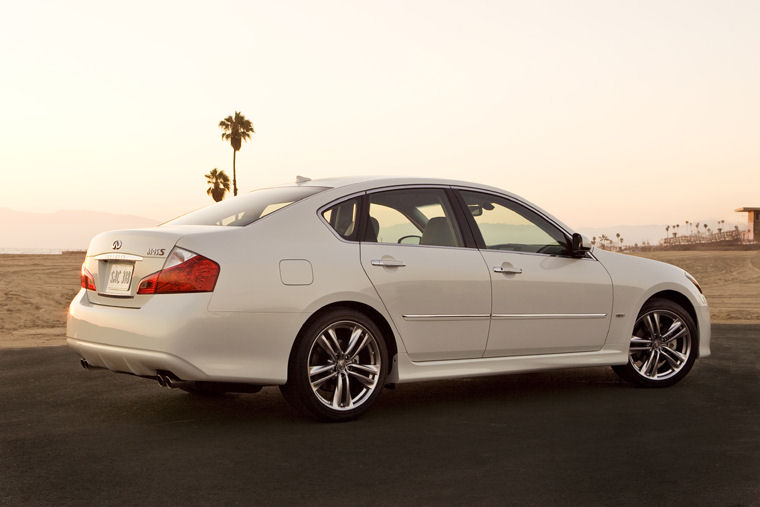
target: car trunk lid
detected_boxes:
[82,226,216,308]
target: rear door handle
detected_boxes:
[493,265,522,274]
[371,259,406,267]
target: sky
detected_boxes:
[1,0,758,230]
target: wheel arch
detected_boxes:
[639,289,700,343]
[290,300,399,379]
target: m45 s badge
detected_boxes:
[146,248,166,256]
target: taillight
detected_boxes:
[137,247,219,294]
[81,265,96,291]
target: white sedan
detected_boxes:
[67,176,710,420]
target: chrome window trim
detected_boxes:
[316,184,598,260]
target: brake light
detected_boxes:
[81,265,96,291]
[137,247,219,294]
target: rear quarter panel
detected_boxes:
[175,199,403,351]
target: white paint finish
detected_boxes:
[360,243,491,361]
[279,259,313,285]
[84,226,232,308]
[66,176,711,389]
[394,347,629,383]
[480,250,613,357]
[67,289,306,383]
[592,248,711,357]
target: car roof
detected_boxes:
[287,175,576,236]
[294,175,507,194]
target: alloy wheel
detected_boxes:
[307,320,382,411]
[628,309,692,381]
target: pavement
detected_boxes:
[1,324,758,506]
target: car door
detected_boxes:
[359,187,492,361]
[456,189,613,357]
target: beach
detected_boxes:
[0,252,84,348]
[1,249,758,349]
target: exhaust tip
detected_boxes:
[80,359,89,370]
[156,374,166,387]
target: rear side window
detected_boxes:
[322,198,360,241]
[366,188,464,248]
[165,186,328,227]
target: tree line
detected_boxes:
[205,111,255,202]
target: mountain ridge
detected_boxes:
[0,209,159,250]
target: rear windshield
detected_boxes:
[165,186,328,227]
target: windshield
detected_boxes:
[165,186,328,227]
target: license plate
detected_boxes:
[105,262,134,293]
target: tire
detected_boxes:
[280,308,388,421]
[613,298,698,387]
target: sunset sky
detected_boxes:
[1,0,758,230]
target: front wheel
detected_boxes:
[613,298,698,387]
[280,309,388,421]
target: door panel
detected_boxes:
[481,251,612,356]
[359,187,491,361]
[361,243,491,361]
[456,189,613,357]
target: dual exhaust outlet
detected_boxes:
[80,359,189,390]
[156,370,193,389]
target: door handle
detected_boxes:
[371,259,406,267]
[493,265,522,274]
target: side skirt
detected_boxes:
[390,347,629,384]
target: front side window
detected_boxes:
[366,188,464,248]
[459,190,568,255]
[165,186,327,227]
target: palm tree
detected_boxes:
[205,168,231,202]
[219,111,255,196]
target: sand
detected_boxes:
[631,250,760,322]
[0,252,84,349]
[0,249,757,349]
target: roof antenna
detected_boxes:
[295,175,311,184]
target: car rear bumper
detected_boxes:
[66,289,305,384]
[67,337,208,379]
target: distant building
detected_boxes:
[735,207,760,242]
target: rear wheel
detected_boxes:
[613,298,698,387]
[280,309,388,421]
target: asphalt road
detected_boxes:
[1,324,758,506]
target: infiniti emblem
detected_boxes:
[112,240,122,250]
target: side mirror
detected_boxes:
[571,233,591,256]
[468,204,483,217]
